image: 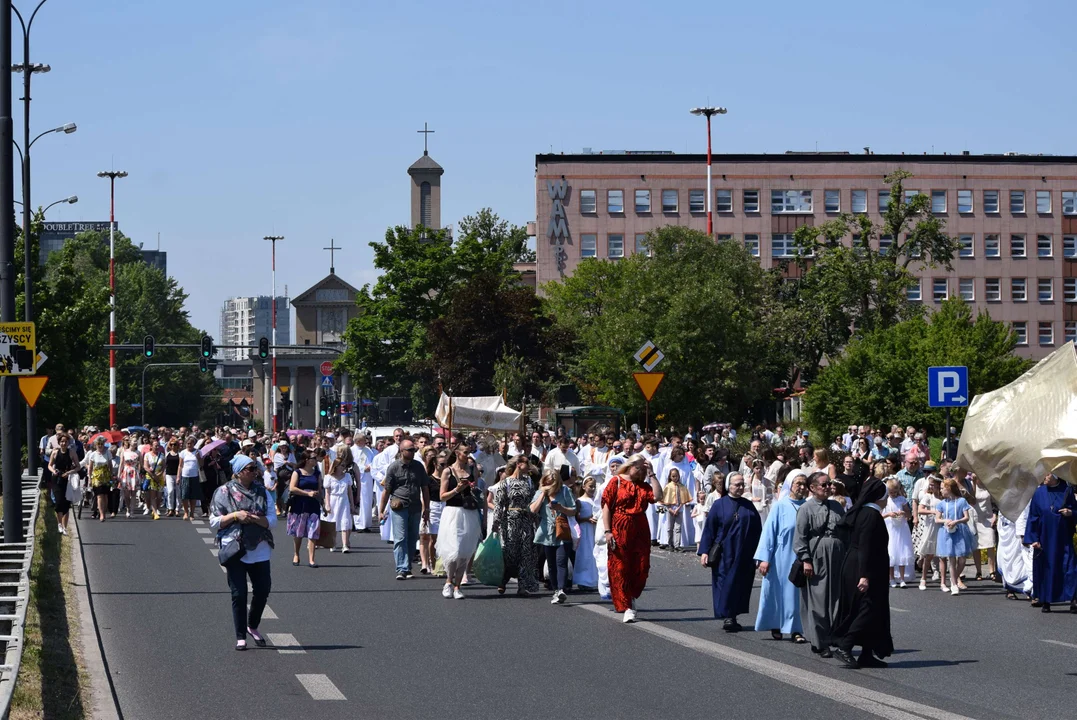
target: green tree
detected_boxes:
[544,226,783,426]
[784,170,960,383]
[803,298,1031,440]
[338,209,535,416]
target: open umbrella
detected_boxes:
[286,429,313,439]
[199,439,226,457]
[89,430,126,446]
[125,425,150,434]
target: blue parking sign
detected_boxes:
[928,366,969,408]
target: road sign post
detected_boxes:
[320,361,334,377]
[928,366,969,450]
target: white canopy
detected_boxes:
[956,342,1077,520]
[434,393,523,432]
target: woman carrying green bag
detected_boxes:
[492,455,540,596]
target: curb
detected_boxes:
[69,516,122,720]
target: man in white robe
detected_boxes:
[371,427,404,542]
[642,438,664,543]
[659,446,695,547]
[349,432,377,531]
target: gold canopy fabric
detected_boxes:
[955,342,1077,521]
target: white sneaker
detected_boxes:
[453,588,465,600]
[899,582,907,589]
[58,526,66,536]
[142,507,150,515]
[341,547,349,554]
[329,548,337,553]
[919,581,927,591]
[950,586,959,596]
[890,581,897,588]
[623,608,637,623]
[931,570,940,581]
[442,583,453,598]
[940,584,949,593]
[552,590,567,605]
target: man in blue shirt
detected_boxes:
[895,456,923,498]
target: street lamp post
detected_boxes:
[98,170,128,428]
[689,106,727,236]
[264,236,283,433]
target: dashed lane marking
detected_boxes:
[267,633,305,654]
[1041,638,1077,650]
[296,674,345,700]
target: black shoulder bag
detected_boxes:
[789,503,830,588]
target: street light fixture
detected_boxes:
[689,106,728,236]
[98,170,129,427]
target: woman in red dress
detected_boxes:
[602,454,664,623]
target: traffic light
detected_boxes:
[258,336,269,359]
[320,408,328,418]
[199,357,208,373]
[200,335,213,358]
[143,334,155,358]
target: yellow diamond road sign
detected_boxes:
[633,340,664,372]
[0,322,36,375]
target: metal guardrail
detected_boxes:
[0,476,44,720]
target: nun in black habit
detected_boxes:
[831,477,894,669]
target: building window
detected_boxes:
[607,234,624,258]
[1063,191,1077,215]
[1066,236,1077,258]
[635,233,650,257]
[716,234,732,242]
[771,233,796,258]
[985,234,1000,258]
[825,189,840,213]
[1013,321,1027,346]
[1066,321,1077,344]
[878,190,890,213]
[931,190,946,213]
[907,279,922,302]
[957,190,973,213]
[1037,190,1052,214]
[932,278,948,302]
[580,190,597,214]
[581,234,597,258]
[689,189,705,213]
[983,190,999,214]
[958,278,974,301]
[743,189,760,213]
[634,189,651,213]
[879,235,893,256]
[1011,234,1026,257]
[1037,234,1053,257]
[1011,277,1027,302]
[663,189,680,213]
[905,233,921,259]
[744,234,760,257]
[607,189,624,213]
[771,190,813,213]
[958,234,974,258]
[1038,278,1053,302]
[852,189,867,213]
[1010,190,1025,213]
[1039,322,1054,346]
[716,189,732,213]
[904,189,920,205]
[985,278,1001,302]
[1065,278,1077,302]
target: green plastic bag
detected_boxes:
[473,532,505,586]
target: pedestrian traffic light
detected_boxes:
[258,336,269,359]
[200,335,213,358]
[143,334,155,358]
[199,357,208,373]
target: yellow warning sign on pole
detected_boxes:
[633,372,665,401]
[0,322,36,375]
[18,376,48,408]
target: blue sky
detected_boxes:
[25,0,1077,336]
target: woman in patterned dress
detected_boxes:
[602,454,664,623]
[491,455,539,596]
[84,436,114,522]
[142,439,165,520]
[286,450,323,567]
[118,436,141,518]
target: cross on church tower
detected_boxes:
[417,121,434,155]
[323,238,341,275]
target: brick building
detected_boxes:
[534,151,1077,358]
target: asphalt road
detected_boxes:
[75,510,1075,720]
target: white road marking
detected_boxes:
[195,527,212,534]
[1041,638,1077,650]
[267,633,305,654]
[578,604,973,720]
[890,607,910,613]
[296,674,345,700]
[202,538,215,544]
[261,605,277,619]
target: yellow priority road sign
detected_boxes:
[0,322,36,375]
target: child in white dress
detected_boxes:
[883,478,914,587]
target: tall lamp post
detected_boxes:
[97,170,128,428]
[689,106,727,236]
[264,236,283,433]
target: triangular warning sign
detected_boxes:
[18,376,47,408]
[633,372,665,402]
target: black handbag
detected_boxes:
[217,491,247,567]
[705,538,723,568]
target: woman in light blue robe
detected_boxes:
[753,478,808,641]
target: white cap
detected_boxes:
[248,430,256,438]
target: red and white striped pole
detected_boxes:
[264,235,283,432]
[98,170,128,427]
[689,106,726,238]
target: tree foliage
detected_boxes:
[803,298,1032,441]
[782,170,961,384]
[544,226,784,426]
[27,228,219,429]
[338,209,535,415]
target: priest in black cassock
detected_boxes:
[832,477,893,669]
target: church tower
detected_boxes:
[408,122,444,230]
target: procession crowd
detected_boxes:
[38,419,1077,659]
